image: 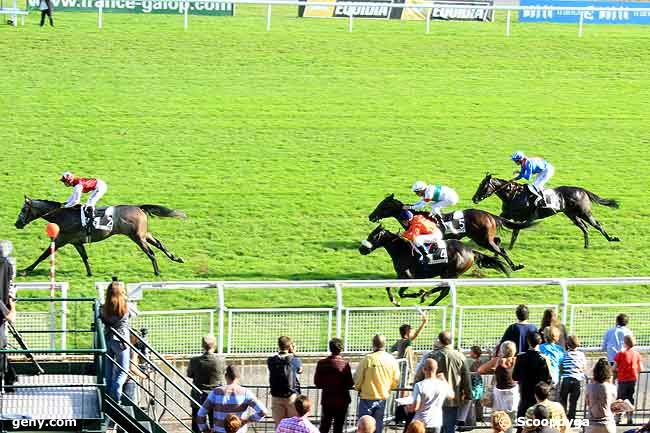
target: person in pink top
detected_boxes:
[276,395,319,433]
[613,335,645,425]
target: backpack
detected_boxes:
[268,354,297,398]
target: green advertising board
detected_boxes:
[27,0,233,15]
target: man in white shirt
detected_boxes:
[410,359,455,433]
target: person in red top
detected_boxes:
[613,335,644,425]
[60,171,108,233]
[399,210,445,264]
[314,338,354,433]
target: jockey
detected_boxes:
[408,181,459,226]
[60,172,107,229]
[399,210,444,265]
[510,151,555,206]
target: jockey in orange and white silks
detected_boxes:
[60,172,107,209]
[399,210,444,264]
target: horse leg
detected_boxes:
[386,287,400,307]
[419,287,441,304]
[146,233,185,263]
[73,243,93,277]
[399,287,425,299]
[567,214,590,248]
[582,213,620,243]
[487,238,523,271]
[131,235,161,276]
[427,286,450,307]
[509,228,521,250]
[21,241,65,275]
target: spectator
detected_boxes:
[38,0,54,27]
[188,335,226,433]
[512,332,551,423]
[391,311,428,384]
[531,405,560,433]
[357,415,377,433]
[499,305,538,355]
[354,334,400,433]
[585,358,616,433]
[478,341,519,431]
[409,358,454,433]
[276,395,319,433]
[459,346,485,427]
[406,420,426,433]
[314,338,354,433]
[522,382,568,433]
[559,335,586,421]
[601,314,633,364]
[415,331,471,433]
[101,278,132,402]
[613,335,644,425]
[268,336,303,426]
[197,365,267,433]
[0,241,17,388]
[539,309,567,349]
[539,327,566,389]
[491,411,512,433]
[123,332,150,407]
[224,414,242,433]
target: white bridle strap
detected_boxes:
[361,240,373,249]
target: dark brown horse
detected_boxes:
[472,174,620,249]
[368,194,535,271]
[359,225,510,306]
[15,197,186,276]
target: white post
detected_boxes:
[578,11,584,37]
[98,1,103,29]
[449,282,457,347]
[217,282,225,353]
[506,9,511,36]
[425,8,431,33]
[61,283,68,350]
[266,3,271,31]
[49,238,56,350]
[348,12,353,32]
[558,280,569,325]
[334,283,343,338]
[184,0,189,30]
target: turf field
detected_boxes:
[2,8,650,313]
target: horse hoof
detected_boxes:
[611,237,620,242]
[514,264,525,271]
[19,269,29,277]
[178,256,185,263]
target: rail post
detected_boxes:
[348,12,353,32]
[184,0,189,30]
[98,0,103,29]
[449,281,457,347]
[578,11,584,37]
[506,9,511,36]
[426,8,431,33]
[558,279,569,325]
[266,3,271,31]
[335,283,343,338]
[217,282,225,353]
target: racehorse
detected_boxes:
[472,173,620,249]
[368,194,535,271]
[15,197,187,276]
[358,225,510,306]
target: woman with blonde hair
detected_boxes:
[491,411,512,433]
[102,277,131,402]
[479,341,519,432]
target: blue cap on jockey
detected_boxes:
[399,210,414,221]
[511,151,526,162]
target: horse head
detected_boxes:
[15,197,60,229]
[472,173,495,204]
[368,194,403,222]
[359,224,393,255]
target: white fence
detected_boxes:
[93,277,650,355]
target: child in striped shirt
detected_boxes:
[559,335,586,421]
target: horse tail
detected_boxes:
[585,190,619,209]
[495,216,539,231]
[473,251,511,277]
[139,205,187,219]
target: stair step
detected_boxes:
[120,404,135,418]
[139,421,153,433]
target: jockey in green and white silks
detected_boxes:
[408,181,459,218]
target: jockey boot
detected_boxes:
[416,245,430,263]
[84,206,95,240]
[432,213,445,230]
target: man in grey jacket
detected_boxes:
[415,331,471,433]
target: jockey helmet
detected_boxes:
[411,181,427,192]
[60,171,73,182]
[399,210,414,221]
[511,151,526,162]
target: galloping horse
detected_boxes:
[359,225,510,306]
[472,174,620,249]
[15,197,187,276]
[368,194,535,271]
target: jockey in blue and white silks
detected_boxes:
[510,151,555,206]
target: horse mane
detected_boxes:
[31,198,64,208]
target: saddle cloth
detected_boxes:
[542,190,561,210]
[425,240,448,264]
[441,210,466,235]
[80,206,114,231]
